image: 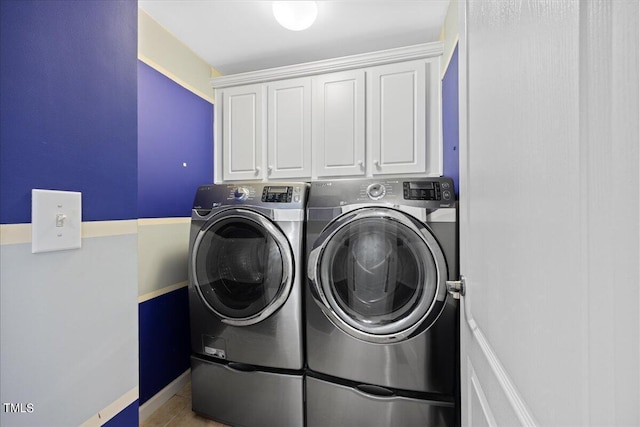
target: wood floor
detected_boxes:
[141,381,228,427]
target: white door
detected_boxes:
[459,1,639,426]
[312,70,366,178]
[267,78,312,179]
[369,60,426,175]
[222,84,265,181]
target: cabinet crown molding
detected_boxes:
[211,41,443,89]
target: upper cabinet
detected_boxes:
[217,79,312,182]
[312,70,366,178]
[267,78,312,179]
[221,84,265,181]
[212,42,443,183]
[369,60,427,175]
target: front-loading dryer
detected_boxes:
[305,178,459,427]
[188,182,307,427]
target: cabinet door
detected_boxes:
[267,78,311,179]
[369,60,427,175]
[312,70,366,178]
[222,84,265,181]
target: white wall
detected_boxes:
[138,9,219,103]
[137,219,190,301]
[440,0,459,77]
[0,224,138,426]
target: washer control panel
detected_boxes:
[192,182,307,211]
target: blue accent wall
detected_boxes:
[2,0,214,422]
[139,287,191,404]
[0,1,139,426]
[442,44,460,195]
[103,400,139,427]
[0,0,138,224]
[137,61,213,406]
[138,61,214,218]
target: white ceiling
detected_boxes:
[138,0,450,75]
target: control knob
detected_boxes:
[233,187,249,201]
[367,183,386,200]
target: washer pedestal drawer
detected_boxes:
[191,355,304,427]
[306,375,455,427]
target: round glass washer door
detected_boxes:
[192,208,293,326]
[308,207,448,343]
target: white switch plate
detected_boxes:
[32,189,82,253]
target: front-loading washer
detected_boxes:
[305,178,459,427]
[188,182,307,427]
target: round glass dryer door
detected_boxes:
[308,208,447,343]
[192,209,293,326]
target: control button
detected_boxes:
[441,182,451,190]
[442,190,452,201]
[366,183,386,200]
[294,195,300,202]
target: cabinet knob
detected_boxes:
[254,166,261,175]
[374,160,381,169]
[268,165,273,174]
[358,160,364,169]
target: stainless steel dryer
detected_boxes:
[305,178,459,427]
[188,182,307,427]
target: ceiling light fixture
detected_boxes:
[272,1,318,31]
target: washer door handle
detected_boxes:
[355,384,395,397]
[227,362,256,372]
[446,276,466,299]
[307,246,321,286]
[306,246,327,306]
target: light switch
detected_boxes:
[32,189,82,253]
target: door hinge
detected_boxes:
[446,276,466,299]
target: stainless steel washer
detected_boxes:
[305,178,459,427]
[188,182,307,426]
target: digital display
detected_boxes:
[408,182,434,190]
[262,186,293,203]
[267,186,289,194]
[403,181,441,201]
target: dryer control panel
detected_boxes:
[261,186,294,203]
[403,180,454,203]
[308,178,456,209]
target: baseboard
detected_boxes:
[138,369,191,423]
[79,386,138,427]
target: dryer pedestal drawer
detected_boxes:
[191,356,304,427]
[306,375,455,427]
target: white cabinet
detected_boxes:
[221,84,265,181]
[313,60,439,179]
[368,60,427,175]
[219,79,311,181]
[312,70,366,178]
[267,78,312,179]
[213,42,443,183]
